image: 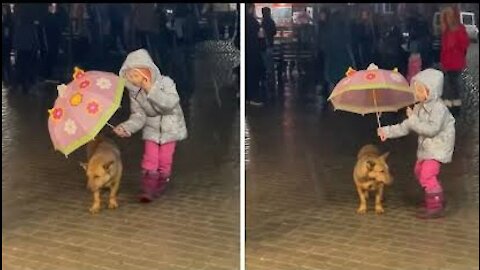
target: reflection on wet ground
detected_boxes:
[246,44,479,270]
[2,42,240,270]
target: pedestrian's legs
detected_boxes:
[45,37,60,79]
[246,74,254,102]
[157,142,177,179]
[450,71,463,107]
[137,30,148,49]
[2,45,12,84]
[261,51,268,77]
[265,48,274,79]
[211,13,220,40]
[247,73,262,104]
[141,140,160,171]
[139,140,161,202]
[118,20,126,51]
[417,159,442,194]
[416,159,445,219]
[443,71,463,108]
[315,50,328,97]
[16,50,35,93]
[146,32,160,66]
[110,20,124,52]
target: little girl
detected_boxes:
[377,69,455,219]
[113,49,187,203]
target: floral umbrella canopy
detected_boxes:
[328,63,415,127]
[48,67,125,156]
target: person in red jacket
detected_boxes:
[440,6,470,112]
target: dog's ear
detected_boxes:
[103,161,115,172]
[80,162,88,171]
[366,160,375,170]
[380,152,390,160]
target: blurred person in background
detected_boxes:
[440,6,470,113]
[12,4,38,93]
[2,4,14,85]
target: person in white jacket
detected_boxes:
[378,69,455,219]
[113,49,187,203]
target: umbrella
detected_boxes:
[328,63,415,127]
[48,67,125,156]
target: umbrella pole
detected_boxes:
[375,111,381,128]
[373,90,381,128]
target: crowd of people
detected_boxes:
[2,3,238,94]
[246,4,471,114]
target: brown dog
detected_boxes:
[81,136,122,214]
[353,144,392,214]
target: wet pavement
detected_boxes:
[246,44,479,270]
[2,42,240,270]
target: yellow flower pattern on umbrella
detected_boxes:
[70,92,83,106]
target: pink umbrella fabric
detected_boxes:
[328,63,415,126]
[48,67,125,156]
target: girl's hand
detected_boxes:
[406,107,413,118]
[113,125,131,138]
[377,128,387,142]
[141,79,152,93]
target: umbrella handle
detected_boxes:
[106,122,115,129]
[375,111,381,128]
[373,90,381,128]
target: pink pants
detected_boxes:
[414,159,442,193]
[141,140,176,178]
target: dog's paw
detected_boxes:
[108,200,118,209]
[357,206,367,214]
[89,205,101,214]
[375,205,384,215]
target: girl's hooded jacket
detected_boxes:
[119,49,187,144]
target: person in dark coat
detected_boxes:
[260,7,277,79]
[2,4,14,84]
[322,7,355,93]
[109,4,129,53]
[408,12,433,70]
[246,4,264,106]
[351,10,377,69]
[378,23,408,76]
[13,4,39,93]
[155,5,171,74]
[314,8,329,101]
[43,4,65,80]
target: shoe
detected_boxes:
[416,192,445,219]
[153,175,170,197]
[139,170,160,203]
[250,101,264,107]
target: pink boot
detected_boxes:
[139,170,160,203]
[416,192,445,219]
[153,174,170,197]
